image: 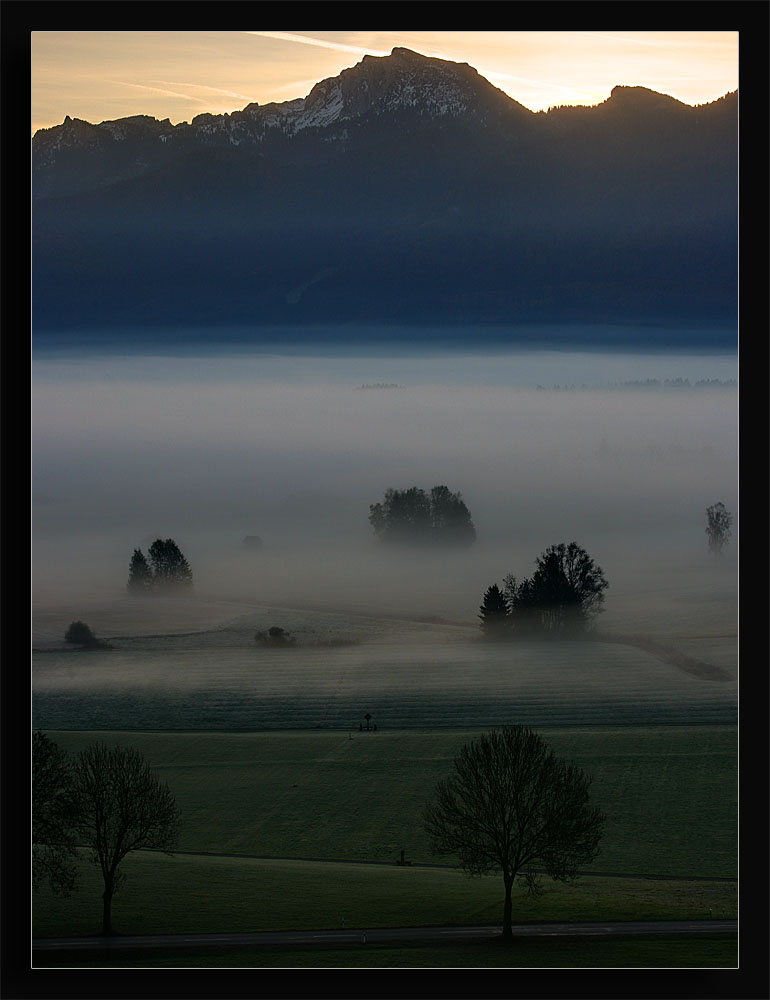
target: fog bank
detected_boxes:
[32,348,738,623]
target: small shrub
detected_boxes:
[254,627,297,648]
[64,621,110,649]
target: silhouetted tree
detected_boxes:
[33,732,80,896]
[478,584,510,639]
[127,548,153,593]
[706,502,732,555]
[73,743,181,935]
[147,538,193,591]
[498,542,608,637]
[423,726,605,943]
[502,575,540,636]
[369,485,475,546]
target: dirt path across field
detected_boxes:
[593,633,734,682]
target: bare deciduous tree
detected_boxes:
[73,743,181,934]
[706,502,733,555]
[423,726,605,942]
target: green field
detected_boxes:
[33,849,737,940]
[33,601,738,966]
[34,724,737,966]
[42,726,737,874]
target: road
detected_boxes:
[32,919,737,952]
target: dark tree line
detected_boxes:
[369,485,476,547]
[128,538,193,594]
[479,542,608,638]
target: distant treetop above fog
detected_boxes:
[128,538,193,594]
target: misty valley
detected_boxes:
[32,341,737,734]
[31,334,739,968]
[23,31,747,971]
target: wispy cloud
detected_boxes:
[245,31,389,58]
[113,81,207,103]
[151,80,256,102]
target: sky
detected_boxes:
[30,30,739,134]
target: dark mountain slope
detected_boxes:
[31,48,737,344]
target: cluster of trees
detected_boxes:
[32,733,181,934]
[369,485,476,547]
[127,538,193,593]
[479,542,609,638]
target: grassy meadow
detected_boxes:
[34,726,736,949]
[33,848,737,940]
[41,726,737,875]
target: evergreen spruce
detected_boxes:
[478,584,510,639]
[127,548,153,594]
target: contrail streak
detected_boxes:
[245,31,389,57]
[151,80,255,102]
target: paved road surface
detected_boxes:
[32,919,737,952]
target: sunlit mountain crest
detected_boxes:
[34,47,734,165]
[32,47,529,176]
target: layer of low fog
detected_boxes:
[32,345,738,629]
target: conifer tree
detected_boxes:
[127,548,153,593]
[478,584,510,639]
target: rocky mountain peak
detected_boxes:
[298,46,524,127]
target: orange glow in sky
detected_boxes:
[31,30,739,135]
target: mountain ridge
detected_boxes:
[32,47,736,197]
[31,47,738,342]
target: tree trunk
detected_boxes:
[502,871,514,942]
[102,883,114,935]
